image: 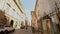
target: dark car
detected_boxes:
[20,25,25,29]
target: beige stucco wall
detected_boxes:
[37,0,60,24]
[39,0,60,17]
[33,0,60,31]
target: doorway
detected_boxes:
[10,20,14,27]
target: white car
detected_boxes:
[0,25,15,34]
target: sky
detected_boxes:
[21,0,36,23]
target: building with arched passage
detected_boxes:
[0,0,26,29]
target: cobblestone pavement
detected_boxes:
[9,27,33,34]
[9,27,38,34]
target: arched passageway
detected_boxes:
[10,20,14,27]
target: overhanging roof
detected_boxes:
[13,0,25,14]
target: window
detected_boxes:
[13,9,15,11]
[6,3,11,7]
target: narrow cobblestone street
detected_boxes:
[10,27,33,34]
[9,27,38,34]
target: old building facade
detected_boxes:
[31,11,38,31]
[0,0,26,29]
[31,0,60,34]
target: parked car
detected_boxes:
[4,25,15,33]
[0,25,15,34]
